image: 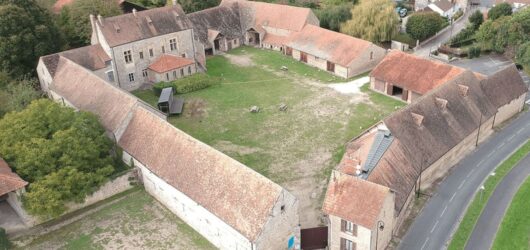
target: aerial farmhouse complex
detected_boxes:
[26,0,530,249]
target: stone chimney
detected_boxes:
[172,0,177,6]
[132,8,137,17]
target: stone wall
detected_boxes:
[493,94,526,126]
[328,215,372,250]
[347,44,386,78]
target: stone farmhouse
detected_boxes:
[37,54,300,249]
[324,66,527,250]
[370,50,467,103]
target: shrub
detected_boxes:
[316,3,353,31]
[452,9,464,21]
[449,26,476,47]
[516,41,530,67]
[0,228,9,250]
[468,46,481,58]
[488,3,512,20]
[406,12,447,41]
[153,74,220,96]
[469,10,484,30]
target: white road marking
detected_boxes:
[467,171,473,178]
[440,205,448,217]
[421,237,430,250]
[488,151,495,158]
[458,181,465,189]
[430,220,439,233]
[517,127,525,134]
[450,193,457,202]
[507,134,516,141]
[477,159,485,166]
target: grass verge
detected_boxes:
[447,140,530,250]
[491,175,530,249]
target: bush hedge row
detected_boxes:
[153,74,220,96]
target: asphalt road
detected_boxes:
[398,109,530,250]
[465,154,530,250]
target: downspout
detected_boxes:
[111,46,121,88]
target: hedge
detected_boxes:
[449,26,476,47]
[153,74,220,96]
[406,12,447,41]
[0,228,9,250]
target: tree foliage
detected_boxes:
[476,8,530,53]
[469,10,484,30]
[406,12,446,41]
[488,2,512,20]
[516,41,530,67]
[0,227,10,250]
[0,72,41,117]
[316,3,353,31]
[0,0,62,77]
[58,0,122,48]
[0,99,117,219]
[178,0,220,13]
[340,0,399,43]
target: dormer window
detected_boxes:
[411,112,424,127]
[457,84,469,97]
[435,97,448,111]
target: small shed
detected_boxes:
[157,87,184,115]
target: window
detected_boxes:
[340,238,355,250]
[181,53,186,58]
[170,38,177,51]
[166,73,169,81]
[341,220,357,236]
[124,50,132,64]
[180,68,184,76]
[139,51,144,59]
[106,71,115,82]
[149,48,154,57]
[162,45,165,53]
[128,73,135,82]
[173,71,177,78]
[280,205,285,213]
[142,69,148,78]
[188,66,191,74]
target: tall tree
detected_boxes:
[0,99,117,219]
[177,0,220,13]
[469,10,484,30]
[406,12,446,41]
[0,0,62,77]
[340,0,399,43]
[58,0,122,48]
[316,3,353,31]
[488,2,512,20]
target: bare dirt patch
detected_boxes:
[182,98,207,119]
[223,53,255,67]
[214,140,260,155]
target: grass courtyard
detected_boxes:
[134,46,404,226]
[13,188,215,250]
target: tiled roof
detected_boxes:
[41,45,110,76]
[118,107,282,241]
[286,24,374,66]
[370,50,465,95]
[98,5,192,47]
[187,4,243,47]
[323,171,390,229]
[0,158,27,196]
[50,57,139,132]
[495,0,530,4]
[262,34,289,46]
[481,65,527,108]
[431,0,453,11]
[148,54,195,73]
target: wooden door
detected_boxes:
[300,52,308,63]
[327,61,335,72]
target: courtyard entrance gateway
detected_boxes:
[301,226,328,250]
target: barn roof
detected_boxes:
[222,0,314,32]
[0,158,27,196]
[323,171,391,229]
[187,4,243,47]
[148,54,195,73]
[41,45,111,77]
[97,5,192,47]
[481,65,527,108]
[118,106,283,241]
[370,50,465,94]
[50,57,140,132]
[286,24,374,66]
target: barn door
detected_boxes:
[286,47,293,56]
[300,52,308,63]
[327,61,335,72]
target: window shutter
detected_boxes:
[352,224,357,236]
[341,220,346,232]
[353,241,357,250]
[340,238,346,250]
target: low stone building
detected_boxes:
[324,66,527,250]
[147,54,196,82]
[37,54,301,250]
[0,158,30,232]
[370,50,466,103]
[285,24,386,78]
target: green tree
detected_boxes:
[58,0,122,48]
[178,0,220,13]
[0,0,62,77]
[0,227,10,250]
[0,99,117,218]
[340,0,399,43]
[406,12,446,41]
[516,41,530,67]
[316,3,353,31]
[469,10,484,30]
[488,2,512,20]
[5,78,41,112]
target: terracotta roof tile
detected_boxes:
[323,171,390,229]
[148,54,195,73]
[370,50,465,94]
[286,24,374,66]
[0,158,27,196]
[118,107,282,241]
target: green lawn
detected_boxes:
[133,46,404,226]
[14,188,214,250]
[492,175,530,250]
[448,140,530,250]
